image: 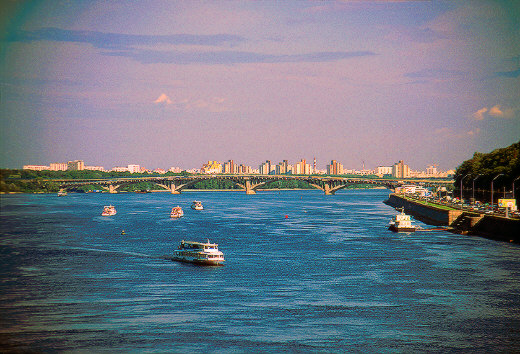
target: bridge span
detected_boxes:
[56,175,454,195]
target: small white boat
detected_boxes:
[101,205,117,216]
[191,201,204,210]
[170,206,184,218]
[57,191,67,197]
[172,239,225,266]
[389,208,416,232]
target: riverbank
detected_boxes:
[385,193,520,243]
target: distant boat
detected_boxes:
[389,209,416,232]
[172,239,225,266]
[101,205,117,216]
[57,191,67,197]
[170,206,184,218]
[191,201,204,210]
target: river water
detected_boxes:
[1,189,519,352]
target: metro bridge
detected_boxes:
[55,175,454,195]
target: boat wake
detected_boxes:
[64,246,156,259]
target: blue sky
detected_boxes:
[1,0,519,171]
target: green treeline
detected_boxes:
[455,140,520,199]
[187,179,242,190]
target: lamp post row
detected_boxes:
[460,173,519,210]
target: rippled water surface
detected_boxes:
[1,190,519,352]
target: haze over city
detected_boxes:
[1,0,519,171]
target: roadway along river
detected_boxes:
[1,189,519,352]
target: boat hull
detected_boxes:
[171,256,224,266]
[389,225,416,232]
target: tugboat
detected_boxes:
[172,239,225,266]
[170,206,184,218]
[191,201,204,210]
[101,205,117,216]
[388,208,416,232]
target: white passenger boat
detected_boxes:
[389,208,416,232]
[57,191,67,197]
[191,201,204,210]
[172,239,225,266]
[170,206,184,218]
[101,205,117,216]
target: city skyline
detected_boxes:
[1,1,519,171]
[21,157,453,179]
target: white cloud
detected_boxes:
[472,105,514,120]
[466,128,480,136]
[153,93,173,105]
[472,107,488,121]
[488,105,514,118]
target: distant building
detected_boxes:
[169,167,182,173]
[376,166,392,177]
[111,167,129,172]
[259,160,271,175]
[50,163,67,171]
[201,161,222,174]
[275,160,289,175]
[127,164,140,173]
[426,165,438,176]
[85,166,105,171]
[293,159,311,175]
[239,164,252,174]
[67,160,84,171]
[326,160,344,175]
[23,165,49,171]
[223,160,239,174]
[154,168,166,174]
[392,160,410,178]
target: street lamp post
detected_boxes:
[491,174,505,210]
[472,174,482,203]
[513,176,520,200]
[460,174,470,208]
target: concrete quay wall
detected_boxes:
[384,194,462,226]
[471,216,520,243]
[384,194,520,243]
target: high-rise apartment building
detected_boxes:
[392,160,410,178]
[293,159,311,175]
[223,160,239,174]
[67,160,84,171]
[275,160,290,175]
[259,160,271,175]
[326,160,344,175]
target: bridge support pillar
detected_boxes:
[323,183,335,195]
[245,180,256,195]
[170,183,180,194]
[109,184,117,194]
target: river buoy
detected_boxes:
[285,215,288,219]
